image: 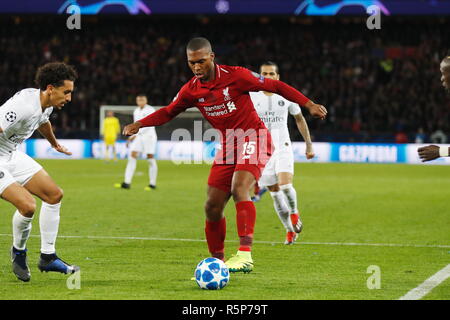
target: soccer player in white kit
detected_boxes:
[250,61,315,245]
[0,62,80,281]
[117,94,158,190]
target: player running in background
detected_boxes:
[123,37,327,273]
[102,111,120,162]
[116,94,158,190]
[418,56,450,161]
[0,62,80,282]
[250,61,314,245]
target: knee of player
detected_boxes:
[230,181,248,196]
[48,187,64,204]
[18,199,37,217]
[204,200,223,216]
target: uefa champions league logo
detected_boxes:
[58,0,151,15]
[5,111,17,123]
[294,0,390,16]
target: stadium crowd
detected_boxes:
[0,15,449,142]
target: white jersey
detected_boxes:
[250,91,301,150]
[134,105,157,138]
[0,88,52,156]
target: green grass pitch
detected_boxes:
[0,159,448,300]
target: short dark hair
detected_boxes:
[186,37,212,52]
[260,61,279,74]
[35,62,77,90]
[136,93,147,98]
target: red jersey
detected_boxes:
[137,64,310,137]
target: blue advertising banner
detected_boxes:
[330,143,407,163]
[1,0,450,15]
[18,139,450,165]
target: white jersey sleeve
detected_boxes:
[0,91,36,132]
[288,102,302,116]
[38,107,53,126]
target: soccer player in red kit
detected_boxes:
[123,37,327,273]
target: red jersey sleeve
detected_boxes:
[137,84,193,127]
[235,67,310,106]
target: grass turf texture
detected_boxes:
[0,160,448,300]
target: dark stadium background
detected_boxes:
[0,1,449,143]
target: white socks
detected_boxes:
[270,191,294,232]
[148,158,158,186]
[39,202,61,254]
[12,211,33,251]
[124,156,137,184]
[280,184,298,214]
[125,156,158,186]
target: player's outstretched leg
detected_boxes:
[37,202,79,274]
[204,186,230,261]
[226,171,256,273]
[3,183,36,282]
[115,152,137,189]
[24,170,80,275]
[268,186,297,245]
[144,155,157,190]
[280,183,303,234]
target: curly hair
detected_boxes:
[35,62,78,90]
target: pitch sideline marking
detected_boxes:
[398,264,450,300]
[0,233,449,248]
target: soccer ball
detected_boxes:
[194,257,230,290]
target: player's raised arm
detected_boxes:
[237,68,327,119]
[122,88,192,136]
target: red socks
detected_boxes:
[205,201,256,259]
[235,201,256,252]
[205,218,226,261]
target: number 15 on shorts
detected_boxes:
[242,141,256,160]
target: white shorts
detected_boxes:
[258,148,294,187]
[0,151,42,195]
[130,134,157,155]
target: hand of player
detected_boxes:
[418,145,440,162]
[123,122,142,136]
[126,136,136,147]
[305,145,315,160]
[53,143,72,156]
[305,101,327,120]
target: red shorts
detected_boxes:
[207,133,273,193]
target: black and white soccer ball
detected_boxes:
[5,111,17,122]
[194,257,229,290]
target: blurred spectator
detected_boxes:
[430,129,448,143]
[0,16,449,141]
[395,131,409,144]
[414,128,426,144]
